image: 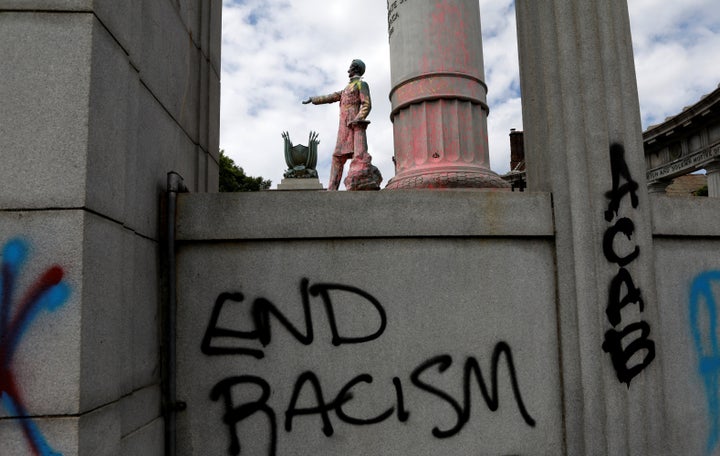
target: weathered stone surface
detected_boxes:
[78,402,121,456]
[121,418,164,456]
[0,1,217,454]
[516,1,664,454]
[0,211,84,417]
[176,191,554,240]
[176,233,561,455]
[276,178,325,191]
[79,213,125,413]
[0,12,93,210]
[0,0,90,9]
[0,415,79,456]
[139,0,202,144]
[653,238,720,456]
[93,0,141,59]
[129,235,160,390]
[86,16,135,223]
[120,385,162,438]
[131,84,198,237]
[651,195,720,236]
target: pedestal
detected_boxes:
[344,121,382,191]
[276,178,325,191]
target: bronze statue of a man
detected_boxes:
[303,59,371,190]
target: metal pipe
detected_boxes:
[164,171,187,456]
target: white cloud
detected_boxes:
[629,0,720,127]
[220,0,720,189]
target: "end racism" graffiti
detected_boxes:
[201,278,536,456]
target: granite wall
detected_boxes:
[0,1,220,454]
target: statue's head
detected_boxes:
[348,59,366,77]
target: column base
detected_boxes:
[385,166,510,190]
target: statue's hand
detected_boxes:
[302,97,312,104]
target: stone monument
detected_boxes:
[277,131,324,190]
[385,0,509,189]
[303,59,383,191]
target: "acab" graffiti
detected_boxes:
[601,144,656,386]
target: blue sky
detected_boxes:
[220,0,720,189]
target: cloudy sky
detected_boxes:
[219,0,720,189]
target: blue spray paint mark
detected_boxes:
[0,237,69,456]
[689,270,720,455]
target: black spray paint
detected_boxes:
[601,144,656,386]
[203,279,535,456]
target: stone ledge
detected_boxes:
[651,194,720,237]
[176,190,554,240]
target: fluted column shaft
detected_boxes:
[385,0,507,189]
[516,1,666,454]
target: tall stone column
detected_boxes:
[515,1,666,454]
[706,161,720,197]
[385,0,508,189]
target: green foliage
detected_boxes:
[219,150,271,192]
[694,185,708,197]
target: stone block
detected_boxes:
[122,75,143,234]
[176,0,202,50]
[176,236,562,455]
[120,417,164,456]
[199,0,211,60]
[132,84,197,238]
[79,212,125,412]
[118,228,136,395]
[196,148,209,193]
[0,415,79,455]
[130,234,160,390]
[651,195,720,236]
[208,154,220,193]
[86,16,137,223]
[0,12,93,210]
[198,56,210,152]
[92,0,141,59]
[208,0,222,74]
[0,0,90,9]
[78,402,121,456]
[208,64,221,162]
[176,191,555,240]
[276,177,325,190]
[138,0,201,144]
[653,238,720,455]
[0,210,84,416]
[119,385,161,437]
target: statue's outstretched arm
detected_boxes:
[304,91,342,105]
